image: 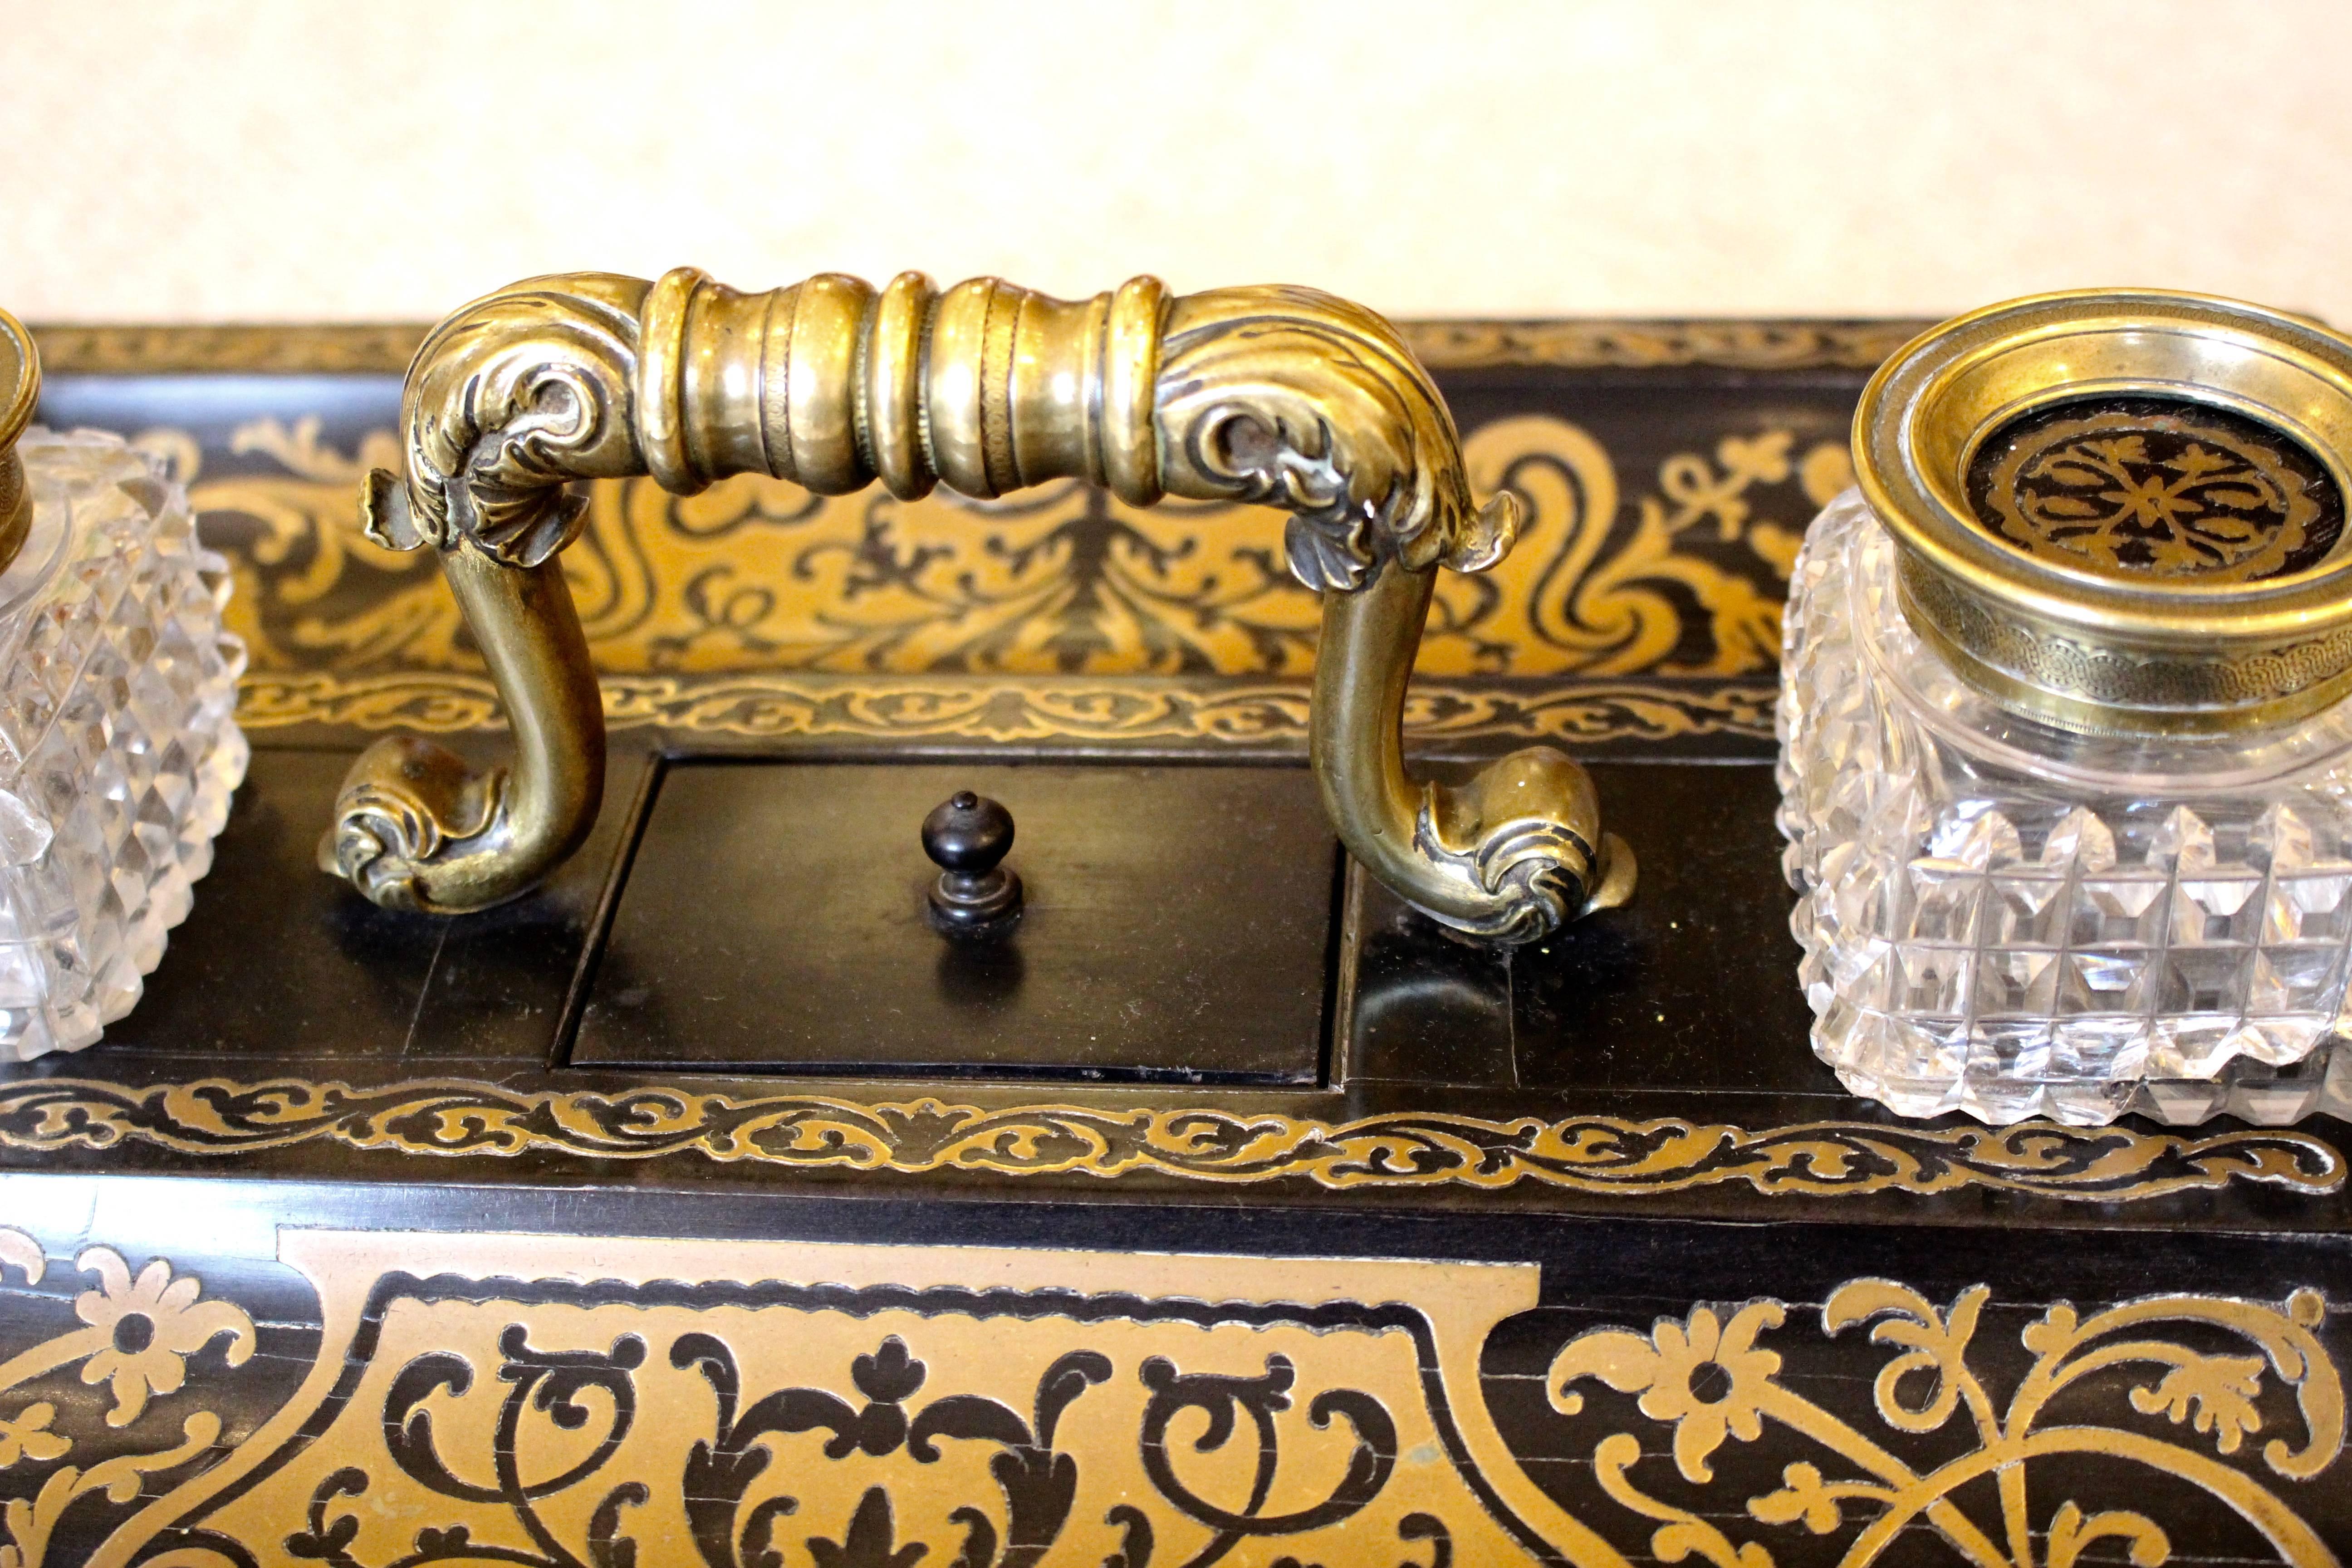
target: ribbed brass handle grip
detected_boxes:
[320,268,1633,938]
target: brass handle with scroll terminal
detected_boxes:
[318,268,1635,940]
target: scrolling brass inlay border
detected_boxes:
[0,1078,2335,1200]
[1402,317,1935,371]
[233,670,1780,744]
[31,318,1926,376]
[30,323,431,375]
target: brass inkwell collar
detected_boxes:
[0,308,35,574]
[1855,289,2352,736]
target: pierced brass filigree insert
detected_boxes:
[317,269,1632,937]
[1967,397,2343,583]
[1856,290,2352,735]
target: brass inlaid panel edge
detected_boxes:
[234,670,1780,743]
[30,323,430,375]
[0,1078,2335,1200]
[1402,317,1936,371]
[32,318,1931,375]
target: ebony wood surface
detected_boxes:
[571,760,1336,1083]
[4,1171,2347,1568]
[9,333,2349,1567]
[12,352,2346,1228]
[1342,760,1819,1094]
[98,747,651,1066]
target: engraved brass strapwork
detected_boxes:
[1856,290,2352,735]
[320,269,1633,936]
[0,308,37,574]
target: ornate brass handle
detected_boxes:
[318,268,1634,939]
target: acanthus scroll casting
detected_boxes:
[315,267,1630,939]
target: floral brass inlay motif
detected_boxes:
[0,1078,2337,1201]
[1969,401,2344,583]
[1552,1282,2344,1567]
[44,1232,2343,1568]
[0,1227,256,1568]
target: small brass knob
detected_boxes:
[922,791,1023,938]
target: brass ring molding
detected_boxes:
[318,268,1633,939]
[0,307,38,573]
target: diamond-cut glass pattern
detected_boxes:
[0,431,246,1059]
[1779,491,2352,1127]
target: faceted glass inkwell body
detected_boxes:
[1781,492,2352,1124]
[0,315,246,1060]
[1777,293,2352,1126]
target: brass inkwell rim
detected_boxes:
[0,307,37,573]
[1855,288,2352,735]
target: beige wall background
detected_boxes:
[2,0,2348,325]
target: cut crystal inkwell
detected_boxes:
[0,309,246,1059]
[1779,291,2352,1125]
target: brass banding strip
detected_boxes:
[19,317,1935,376]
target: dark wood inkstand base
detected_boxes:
[0,332,2342,1568]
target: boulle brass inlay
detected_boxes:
[37,1232,2340,1568]
[1967,397,2343,583]
[0,1227,258,1568]
[232,669,1783,745]
[1550,1280,2344,1566]
[0,1078,2337,1200]
[29,317,1927,376]
[172,412,1835,750]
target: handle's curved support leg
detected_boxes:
[316,547,603,913]
[1314,562,1634,940]
[322,266,1631,940]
